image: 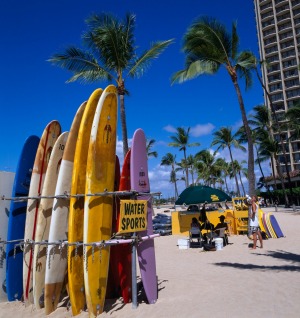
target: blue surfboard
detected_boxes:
[269,214,284,238]
[6,135,39,301]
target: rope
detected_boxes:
[0,233,160,248]
[1,191,161,202]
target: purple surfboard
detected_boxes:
[130,128,157,304]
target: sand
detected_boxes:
[1,206,299,318]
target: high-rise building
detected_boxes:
[253,0,300,185]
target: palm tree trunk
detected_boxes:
[224,176,229,194]
[183,149,189,187]
[274,156,290,206]
[238,171,246,196]
[270,154,278,190]
[174,180,178,199]
[119,94,129,157]
[232,80,255,196]
[228,146,241,196]
[255,145,273,200]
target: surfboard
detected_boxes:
[117,150,132,303]
[23,120,61,305]
[6,135,40,301]
[0,171,15,301]
[44,102,86,315]
[130,128,157,304]
[32,131,69,309]
[269,214,284,238]
[107,150,132,303]
[106,155,121,299]
[266,213,277,238]
[68,89,103,316]
[262,212,271,238]
[258,209,268,237]
[84,84,118,317]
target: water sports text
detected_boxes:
[119,200,148,234]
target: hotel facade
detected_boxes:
[253,0,300,188]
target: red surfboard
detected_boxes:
[107,150,132,303]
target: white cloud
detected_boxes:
[163,125,177,133]
[163,123,215,138]
[190,123,215,137]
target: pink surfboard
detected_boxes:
[130,129,157,304]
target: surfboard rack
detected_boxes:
[1,191,162,201]
[1,190,161,310]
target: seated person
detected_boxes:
[200,219,214,231]
[191,217,200,229]
[214,215,229,245]
[200,219,215,244]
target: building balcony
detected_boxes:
[292,0,300,9]
[278,22,292,32]
[275,0,288,6]
[262,12,275,21]
[262,19,275,30]
[276,4,291,14]
[279,32,294,41]
[277,13,291,23]
[263,28,277,38]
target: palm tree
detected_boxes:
[185,155,197,186]
[168,127,200,188]
[285,101,300,140]
[246,55,294,202]
[215,158,231,194]
[237,105,277,193]
[258,136,290,206]
[146,139,158,158]
[211,127,246,197]
[233,159,247,196]
[194,149,221,187]
[171,16,256,195]
[48,13,173,157]
[161,153,179,199]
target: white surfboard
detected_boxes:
[32,131,69,309]
[44,102,86,315]
[0,171,15,302]
[23,120,61,305]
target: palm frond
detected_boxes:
[128,39,174,77]
[235,64,252,89]
[49,47,98,71]
[66,70,112,84]
[83,13,136,71]
[231,21,239,60]
[48,47,113,83]
[171,69,189,84]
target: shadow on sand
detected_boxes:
[213,250,300,272]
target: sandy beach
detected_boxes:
[1,206,299,318]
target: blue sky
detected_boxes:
[0,0,268,198]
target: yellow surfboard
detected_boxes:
[68,88,103,316]
[266,213,277,238]
[84,85,118,317]
[258,209,267,235]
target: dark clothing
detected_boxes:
[199,206,207,223]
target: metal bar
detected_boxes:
[131,233,138,309]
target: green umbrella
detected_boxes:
[175,185,231,205]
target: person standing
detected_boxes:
[250,196,263,249]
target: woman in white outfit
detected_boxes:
[249,196,263,249]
